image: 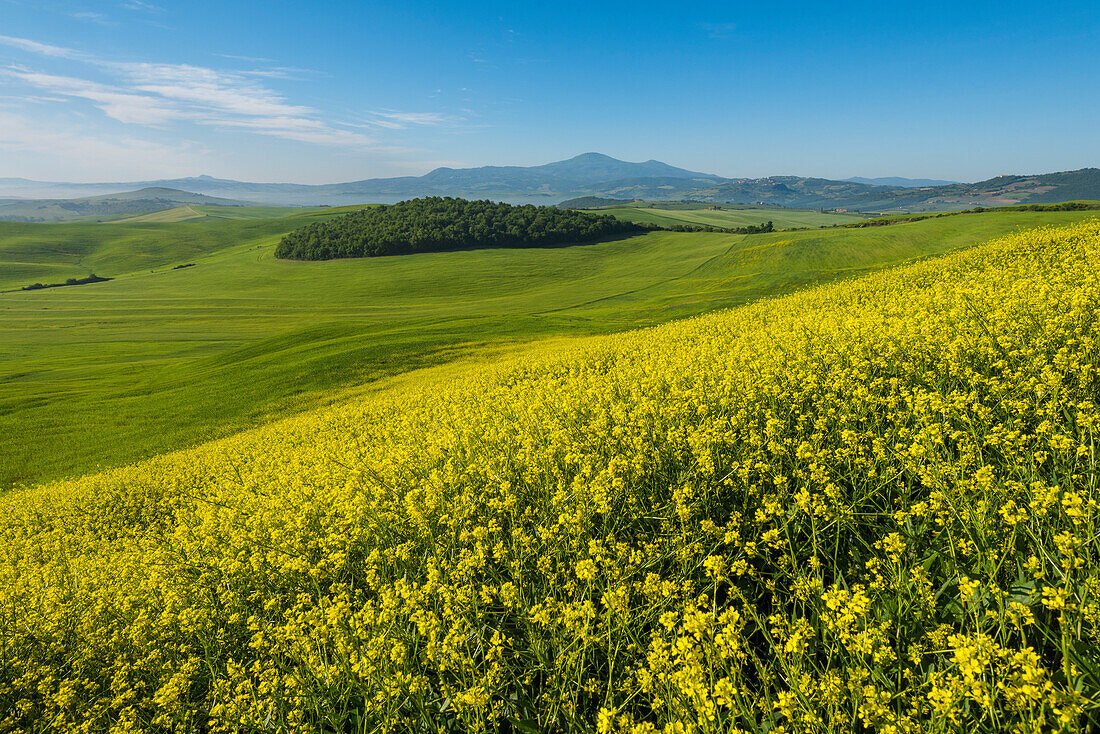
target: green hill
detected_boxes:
[556,196,637,209]
[593,204,865,230]
[0,205,348,291]
[1,207,1097,488]
[0,187,257,223]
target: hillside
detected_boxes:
[3,157,1099,211]
[845,176,957,187]
[0,154,727,206]
[2,220,1098,731]
[700,168,1100,212]
[0,205,353,290]
[556,196,638,209]
[590,204,865,229]
[3,207,1098,488]
[0,187,256,223]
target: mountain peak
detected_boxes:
[568,152,620,161]
[530,153,720,183]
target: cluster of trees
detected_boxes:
[732,220,774,234]
[21,274,111,291]
[659,221,774,234]
[274,197,648,260]
[976,201,1096,212]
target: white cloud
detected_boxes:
[0,110,205,179]
[0,35,87,60]
[0,37,384,149]
[209,115,381,148]
[370,110,455,128]
[120,0,164,11]
[71,11,111,24]
[2,68,182,124]
[214,53,276,63]
[120,62,315,118]
[0,34,463,158]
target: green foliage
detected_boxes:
[18,273,110,291]
[273,197,647,260]
[0,187,252,223]
[0,204,355,290]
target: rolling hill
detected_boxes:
[0,154,727,206]
[845,175,957,187]
[0,187,256,222]
[697,168,1100,211]
[579,204,865,229]
[3,219,1098,731]
[2,205,1098,487]
[1,156,1099,215]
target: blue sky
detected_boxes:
[0,0,1097,183]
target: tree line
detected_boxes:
[275,197,647,260]
[275,197,782,260]
[20,274,111,291]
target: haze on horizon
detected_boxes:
[0,0,1097,185]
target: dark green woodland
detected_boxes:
[274,197,647,260]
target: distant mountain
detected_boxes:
[1,157,1097,213]
[845,176,958,188]
[0,187,254,222]
[297,153,726,204]
[694,168,1100,212]
[0,154,726,207]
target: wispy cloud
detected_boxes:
[70,11,112,25]
[120,0,164,11]
[365,110,459,129]
[2,67,182,124]
[121,63,315,118]
[0,36,392,149]
[214,53,276,63]
[0,35,87,60]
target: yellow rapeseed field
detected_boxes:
[3,221,1100,733]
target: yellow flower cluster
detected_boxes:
[3,221,1100,732]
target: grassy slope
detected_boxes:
[571,209,1100,321]
[0,227,732,486]
[0,205,341,289]
[2,208,1096,487]
[109,204,324,223]
[109,205,208,223]
[594,205,865,229]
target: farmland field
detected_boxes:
[2,218,1099,731]
[2,208,1098,488]
[591,204,866,229]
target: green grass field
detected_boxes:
[2,207,1097,487]
[0,204,344,290]
[592,204,865,229]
